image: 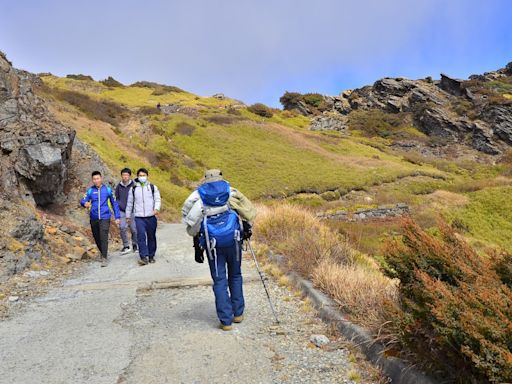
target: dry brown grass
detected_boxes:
[313,260,398,329]
[425,190,469,208]
[255,203,398,331]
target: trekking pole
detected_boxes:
[247,240,280,324]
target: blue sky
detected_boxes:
[1,0,511,106]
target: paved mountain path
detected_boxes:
[0,224,377,384]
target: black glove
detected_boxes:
[242,221,253,240]
[193,235,204,263]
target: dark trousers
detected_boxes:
[90,219,110,258]
[207,244,245,325]
[135,216,157,259]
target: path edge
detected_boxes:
[267,251,438,384]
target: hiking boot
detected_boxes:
[101,258,108,267]
[233,315,244,323]
[120,246,130,254]
[132,244,138,252]
[220,324,233,331]
[138,257,149,266]
[148,257,156,264]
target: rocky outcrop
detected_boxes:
[317,203,409,222]
[310,113,348,132]
[0,52,75,206]
[160,103,199,117]
[0,52,86,284]
[283,62,512,155]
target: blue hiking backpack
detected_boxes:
[198,180,242,262]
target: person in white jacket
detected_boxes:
[126,168,161,265]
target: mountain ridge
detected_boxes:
[281,61,512,155]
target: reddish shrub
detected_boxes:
[384,219,512,383]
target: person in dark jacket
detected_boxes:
[115,168,138,254]
[80,171,121,267]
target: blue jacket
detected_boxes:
[80,185,121,221]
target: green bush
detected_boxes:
[384,219,512,383]
[247,103,273,118]
[100,76,124,87]
[302,93,324,107]
[279,92,328,114]
[279,91,302,109]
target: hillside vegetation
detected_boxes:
[38,74,512,251]
[38,76,442,212]
[36,71,512,382]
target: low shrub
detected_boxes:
[247,103,273,118]
[302,93,324,107]
[175,121,196,136]
[139,106,161,115]
[383,219,512,383]
[100,76,124,87]
[279,91,329,115]
[130,81,184,93]
[205,114,245,125]
[46,86,129,126]
[348,109,414,139]
[279,92,302,109]
[66,74,94,81]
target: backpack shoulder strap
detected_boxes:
[131,184,137,211]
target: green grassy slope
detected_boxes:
[39,75,512,252]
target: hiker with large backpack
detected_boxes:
[182,169,256,331]
[115,168,138,254]
[126,168,161,266]
[80,171,121,267]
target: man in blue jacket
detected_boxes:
[80,171,121,267]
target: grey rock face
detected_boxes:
[471,121,501,155]
[0,51,75,206]
[11,216,44,243]
[481,104,512,145]
[414,106,461,139]
[310,113,348,132]
[294,62,512,154]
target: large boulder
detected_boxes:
[439,73,465,96]
[0,51,75,206]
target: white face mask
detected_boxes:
[138,176,147,183]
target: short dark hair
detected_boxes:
[137,168,149,176]
[121,167,132,175]
[91,171,102,178]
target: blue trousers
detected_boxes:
[207,244,245,326]
[135,216,157,258]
